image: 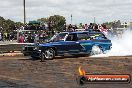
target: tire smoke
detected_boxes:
[108,29,132,56]
[91,29,132,57]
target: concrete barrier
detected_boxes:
[0,43,34,53]
[0,52,23,57]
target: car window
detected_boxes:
[66,34,77,41]
[49,33,68,42]
[77,33,90,40]
[89,33,107,40]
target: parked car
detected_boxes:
[22,31,112,61]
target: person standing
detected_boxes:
[4,32,7,41]
[84,24,89,30]
[88,23,94,29]
[0,33,2,41]
[34,34,39,43]
[18,34,25,43]
[68,24,73,31]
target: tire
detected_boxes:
[41,52,45,61]
[23,53,28,56]
[41,48,55,61]
[90,45,102,55]
[31,56,37,60]
[31,56,40,60]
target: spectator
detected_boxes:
[73,25,78,31]
[34,34,39,43]
[88,23,93,29]
[68,24,73,31]
[7,33,10,41]
[1,33,4,41]
[99,24,108,35]
[4,32,7,40]
[27,34,32,43]
[63,24,66,31]
[84,24,89,30]
[0,33,2,41]
[93,24,100,32]
[9,32,14,41]
[18,34,25,43]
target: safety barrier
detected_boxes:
[0,43,34,53]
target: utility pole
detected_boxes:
[71,14,72,24]
[94,17,96,24]
[23,0,26,24]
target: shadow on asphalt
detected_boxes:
[18,55,88,61]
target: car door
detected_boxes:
[50,39,79,55]
[49,33,69,54]
[64,33,83,54]
[77,33,93,53]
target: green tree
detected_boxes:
[0,16,24,33]
[37,18,49,24]
[49,15,66,31]
[15,22,24,28]
[38,15,66,32]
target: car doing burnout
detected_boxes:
[22,31,112,61]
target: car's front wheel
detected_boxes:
[41,48,55,61]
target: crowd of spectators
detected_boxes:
[64,23,108,33]
[0,22,110,43]
[18,30,51,43]
[0,32,16,41]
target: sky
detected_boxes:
[0,0,132,24]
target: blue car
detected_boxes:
[23,31,112,61]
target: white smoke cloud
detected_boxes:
[92,29,132,57]
[108,30,132,56]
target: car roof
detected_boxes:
[60,31,102,34]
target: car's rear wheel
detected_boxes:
[41,48,55,61]
[90,45,102,55]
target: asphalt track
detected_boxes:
[0,56,131,88]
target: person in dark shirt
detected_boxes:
[88,23,94,29]
[68,24,73,31]
[93,24,100,32]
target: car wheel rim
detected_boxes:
[91,46,102,55]
[45,49,54,59]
